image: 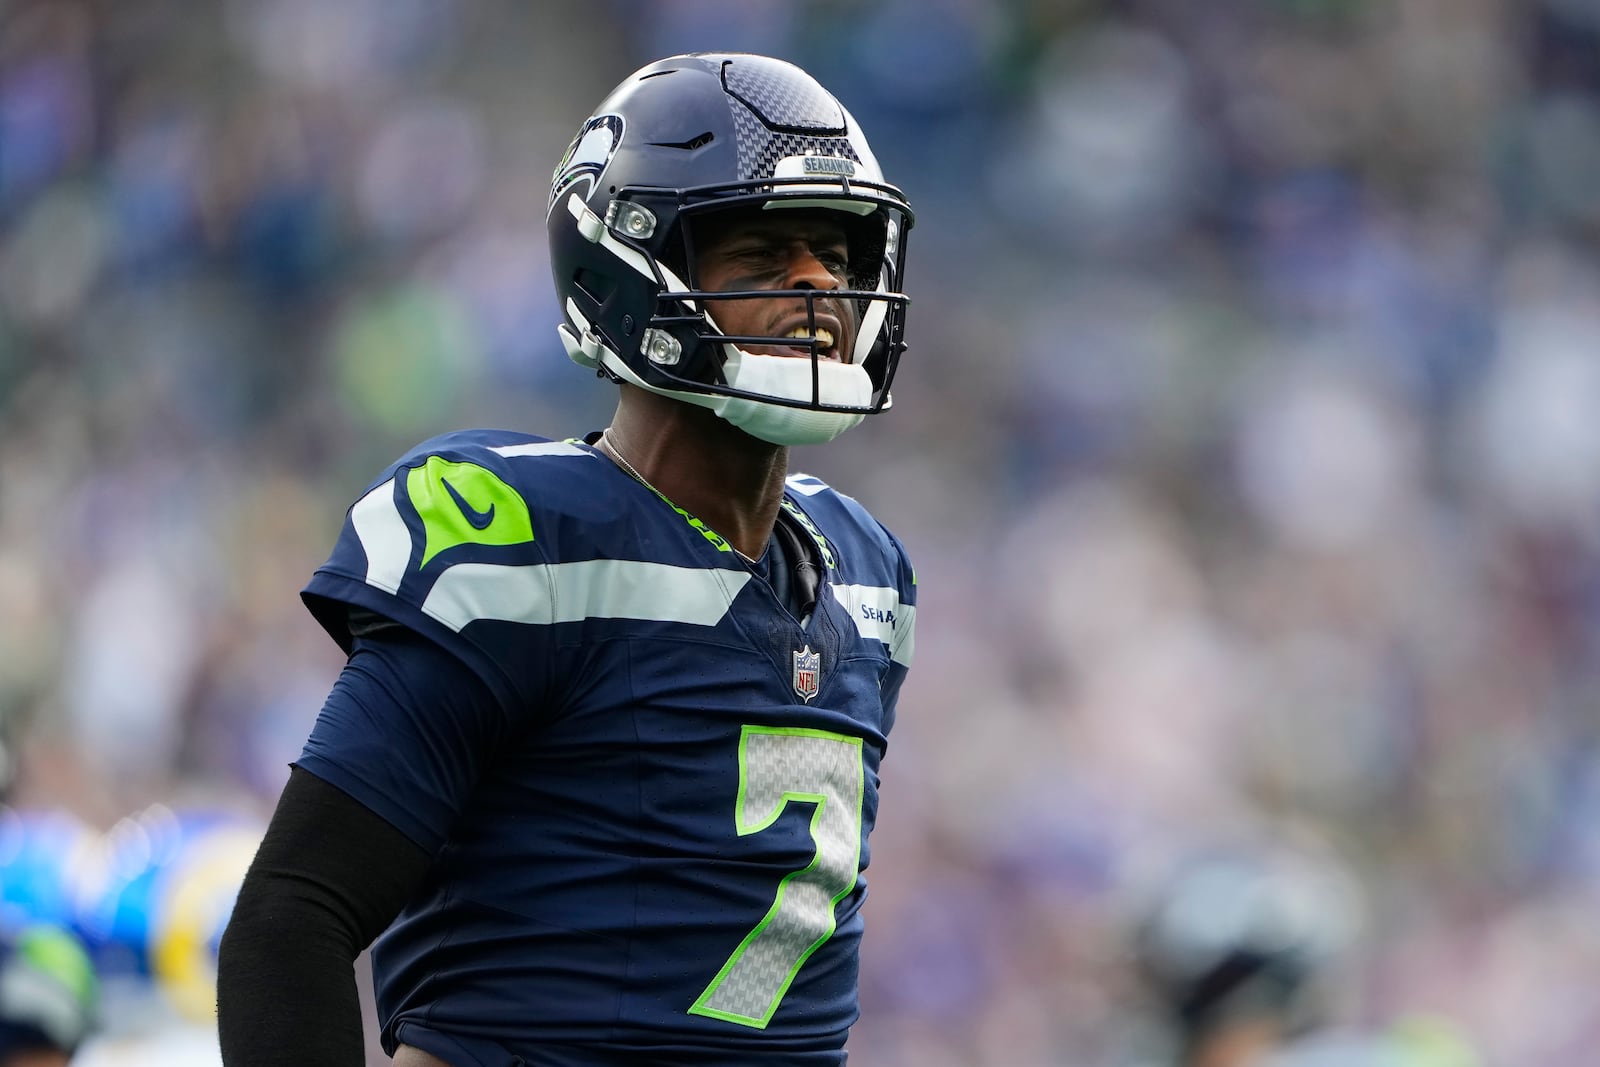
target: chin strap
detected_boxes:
[557,318,603,369]
[559,300,871,446]
[708,345,869,444]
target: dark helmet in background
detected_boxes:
[546,52,914,445]
[1133,845,1363,1052]
[0,923,98,1061]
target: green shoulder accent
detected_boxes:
[406,455,535,567]
[779,498,835,569]
[587,439,733,553]
[670,499,735,554]
[630,473,735,554]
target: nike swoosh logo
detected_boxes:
[441,477,495,530]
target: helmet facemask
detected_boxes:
[666,192,907,392]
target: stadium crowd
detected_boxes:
[2,0,1598,1063]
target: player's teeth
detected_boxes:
[784,327,834,347]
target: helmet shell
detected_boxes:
[546,53,913,422]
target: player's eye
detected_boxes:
[730,244,781,266]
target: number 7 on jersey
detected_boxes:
[690,726,866,1028]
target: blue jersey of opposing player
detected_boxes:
[294,429,916,1065]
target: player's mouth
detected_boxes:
[780,325,836,360]
[767,315,845,362]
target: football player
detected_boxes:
[217,52,917,1067]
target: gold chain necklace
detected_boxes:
[598,429,660,495]
[599,429,758,563]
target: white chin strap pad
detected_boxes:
[592,343,871,446]
[569,288,874,446]
[705,347,870,445]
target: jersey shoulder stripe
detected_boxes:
[304,429,757,710]
[783,471,917,667]
[350,468,753,633]
[325,429,752,623]
[421,559,753,632]
[828,582,915,666]
[785,472,914,589]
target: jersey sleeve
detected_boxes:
[876,522,917,739]
[296,431,606,850]
[300,430,569,715]
[296,626,509,854]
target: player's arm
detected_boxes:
[216,620,504,1066]
[217,764,425,1065]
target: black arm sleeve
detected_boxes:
[216,765,432,1066]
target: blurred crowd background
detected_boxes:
[2,0,1598,1063]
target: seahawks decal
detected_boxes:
[406,456,534,567]
[549,113,625,207]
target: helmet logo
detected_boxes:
[802,156,855,177]
[550,114,625,208]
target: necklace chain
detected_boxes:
[599,429,758,564]
[599,429,659,496]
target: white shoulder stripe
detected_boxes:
[351,479,410,593]
[786,474,829,496]
[829,583,916,666]
[489,441,592,458]
[421,559,750,631]
[348,470,746,630]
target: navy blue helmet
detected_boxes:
[546,53,914,445]
[1134,847,1362,1047]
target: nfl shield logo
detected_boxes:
[792,645,821,702]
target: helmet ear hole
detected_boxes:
[574,268,617,305]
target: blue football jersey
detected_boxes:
[295,429,916,1066]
